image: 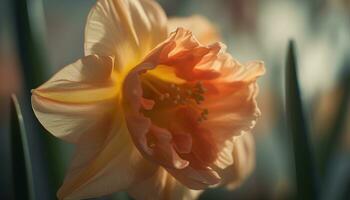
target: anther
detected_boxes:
[198,86,207,93]
[203,109,209,115]
[193,94,204,104]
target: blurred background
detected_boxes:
[0,0,349,199]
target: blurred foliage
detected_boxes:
[285,41,319,200]
[12,0,66,198]
[12,0,47,87]
[10,95,35,200]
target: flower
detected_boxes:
[31,0,265,199]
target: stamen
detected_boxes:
[195,81,207,94]
[142,77,210,122]
[203,109,209,115]
[193,93,204,104]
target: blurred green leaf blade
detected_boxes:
[12,0,65,195]
[12,0,47,87]
[340,171,350,200]
[285,40,319,200]
[10,95,35,200]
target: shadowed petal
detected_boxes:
[58,121,157,200]
[128,167,202,200]
[167,166,221,190]
[218,132,256,189]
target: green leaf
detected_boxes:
[12,0,66,195]
[10,95,35,200]
[285,40,319,200]
[12,0,47,87]
[340,172,350,200]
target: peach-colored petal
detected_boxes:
[31,55,119,143]
[145,28,223,81]
[128,167,202,200]
[213,137,235,169]
[122,63,221,190]
[149,29,263,169]
[167,166,221,190]
[218,132,256,190]
[201,60,264,170]
[149,125,190,169]
[85,0,167,70]
[168,15,220,45]
[58,121,157,200]
[201,81,260,147]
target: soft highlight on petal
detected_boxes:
[31,55,119,143]
[85,0,168,70]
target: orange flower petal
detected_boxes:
[122,28,264,190]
